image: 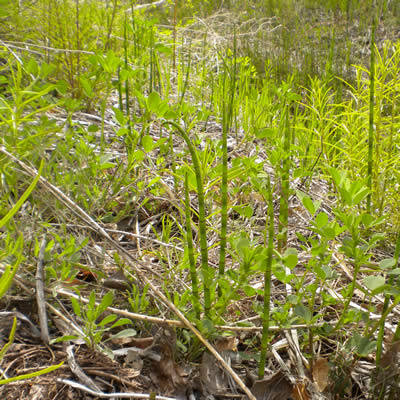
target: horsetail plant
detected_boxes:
[366,13,376,214]
[163,120,212,320]
[278,103,291,253]
[258,175,275,378]
[370,231,400,399]
[218,29,237,296]
[184,172,201,319]
[375,231,400,366]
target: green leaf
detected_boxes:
[233,205,253,218]
[96,291,114,316]
[0,264,19,299]
[70,297,81,318]
[272,263,294,284]
[164,109,178,119]
[40,62,56,79]
[142,135,155,152]
[98,314,117,326]
[363,275,385,291]
[49,335,79,344]
[112,107,126,125]
[0,362,64,384]
[99,154,116,170]
[108,328,137,341]
[26,59,38,76]
[243,285,256,296]
[255,127,275,139]
[147,91,161,112]
[0,160,43,229]
[351,332,376,357]
[88,290,96,309]
[133,150,144,162]
[243,205,253,219]
[110,318,132,329]
[283,248,298,270]
[154,43,172,55]
[55,79,68,95]
[0,317,17,359]
[79,76,93,98]
[88,124,99,133]
[199,318,214,334]
[379,258,396,270]
[294,304,312,323]
[313,212,329,229]
[387,268,400,276]
[296,190,321,216]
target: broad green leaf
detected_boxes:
[255,127,275,139]
[142,135,155,152]
[296,190,321,216]
[233,205,253,218]
[379,258,396,270]
[26,59,38,76]
[79,76,93,97]
[351,332,376,357]
[164,109,178,119]
[294,305,312,323]
[88,124,99,133]
[313,212,329,228]
[112,107,126,125]
[363,275,385,291]
[133,150,144,162]
[243,285,256,296]
[147,91,161,112]
[283,248,298,270]
[387,268,400,276]
[108,328,137,340]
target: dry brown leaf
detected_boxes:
[292,382,310,400]
[214,335,238,352]
[312,357,330,392]
[103,270,130,290]
[200,351,230,396]
[149,327,188,393]
[251,371,293,400]
[380,338,400,370]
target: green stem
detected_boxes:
[218,26,236,295]
[184,172,201,319]
[334,261,362,331]
[258,176,274,378]
[375,232,400,363]
[366,13,376,214]
[163,121,212,319]
[278,105,290,253]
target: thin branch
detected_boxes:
[35,234,50,343]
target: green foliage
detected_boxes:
[0,158,63,382]
[54,290,135,353]
[1,2,400,397]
